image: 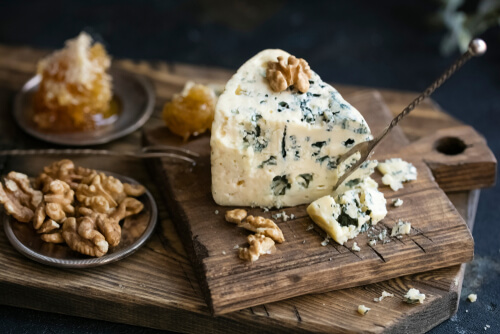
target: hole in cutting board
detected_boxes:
[434,137,467,155]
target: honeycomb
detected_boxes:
[162,82,216,141]
[33,32,115,132]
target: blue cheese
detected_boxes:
[392,198,403,207]
[357,305,370,315]
[377,158,417,191]
[352,242,361,252]
[211,49,372,207]
[306,174,387,245]
[404,288,426,304]
[391,220,411,237]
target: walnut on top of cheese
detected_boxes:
[211,49,372,208]
[377,158,417,191]
[306,170,387,245]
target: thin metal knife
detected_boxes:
[333,38,487,191]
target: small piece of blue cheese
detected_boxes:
[392,198,403,207]
[391,220,411,237]
[377,158,417,191]
[404,288,426,304]
[307,175,387,245]
[358,305,370,315]
[468,293,477,302]
[374,290,394,302]
[352,242,361,252]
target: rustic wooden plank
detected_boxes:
[0,43,487,333]
[143,90,475,315]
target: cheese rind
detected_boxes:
[211,49,372,207]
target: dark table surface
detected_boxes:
[0,0,499,333]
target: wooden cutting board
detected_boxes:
[143,88,495,315]
[0,44,496,333]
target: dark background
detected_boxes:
[0,0,499,333]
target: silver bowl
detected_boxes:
[3,172,158,268]
[14,69,155,146]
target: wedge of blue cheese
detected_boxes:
[211,49,372,207]
[377,158,417,191]
[306,173,387,245]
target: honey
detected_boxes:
[33,32,114,132]
[162,82,216,141]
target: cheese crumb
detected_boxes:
[377,158,417,191]
[357,305,370,315]
[306,224,314,231]
[352,242,361,252]
[222,251,226,255]
[404,288,426,304]
[368,240,377,247]
[215,210,219,215]
[321,236,330,246]
[282,211,289,221]
[374,290,394,302]
[378,229,387,241]
[392,198,403,207]
[391,220,411,237]
[468,294,477,303]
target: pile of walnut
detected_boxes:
[225,209,285,262]
[0,160,146,257]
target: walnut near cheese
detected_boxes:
[225,209,284,262]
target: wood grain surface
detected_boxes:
[144,90,476,315]
[0,43,491,333]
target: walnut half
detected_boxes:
[239,233,275,262]
[266,55,312,93]
[0,172,42,223]
[239,215,285,243]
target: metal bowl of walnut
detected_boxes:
[2,171,158,268]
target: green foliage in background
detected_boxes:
[437,0,500,55]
